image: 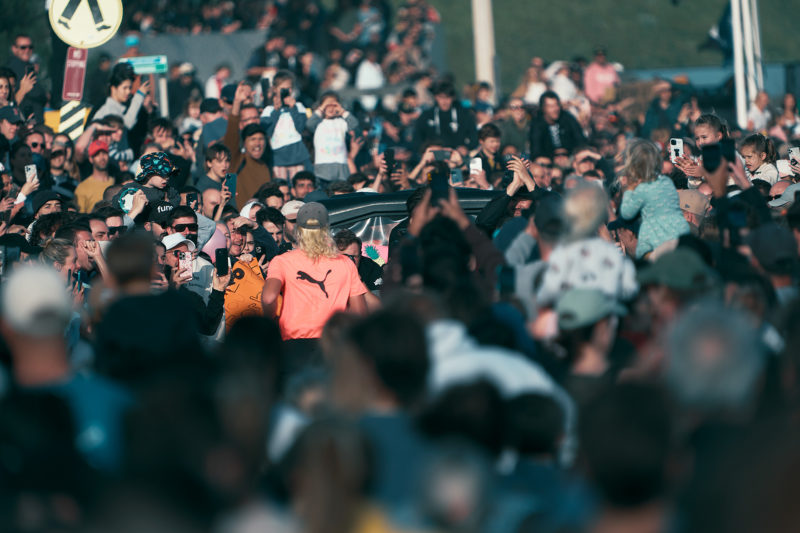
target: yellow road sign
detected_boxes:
[49,0,123,49]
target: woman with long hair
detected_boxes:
[513,65,548,107]
[261,202,367,371]
[772,93,800,143]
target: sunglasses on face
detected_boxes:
[29,142,42,148]
[17,44,33,50]
[172,223,199,232]
[107,225,126,236]
[344,253,359,262]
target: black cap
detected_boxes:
[147,201,175,226]
[31,191,61,216]
[220,84,237,104]
[0,106,23,124]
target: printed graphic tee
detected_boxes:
[267,249,367,339]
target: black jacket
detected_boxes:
[413,105,477,151]
[529,111,586,159]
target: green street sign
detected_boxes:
[119,55,168,75]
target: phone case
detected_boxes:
[179,253,193,280]
[470,157,482,173]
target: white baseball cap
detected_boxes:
[161,233,196,251]
[281,200,305,220]
[2,265,72,337]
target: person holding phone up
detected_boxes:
[162,233,230,337]
[4,34,47,123]
[260,70,312,180]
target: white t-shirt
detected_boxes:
[748,105,771,132]
[355,60,384,111]
[313,117,349,165]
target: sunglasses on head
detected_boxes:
[172,223,198,232]
[107,225,126,236]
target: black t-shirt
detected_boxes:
[358,256,384,292]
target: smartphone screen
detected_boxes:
[450,168,464,185]
[215,248,229,276]
[701,143,722,173]
[384,148,395,174]
[469,157,482,174]
[433,150,450,161]
[429,169,449,205]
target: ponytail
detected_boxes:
[741,133,777,164]
[695,113,729,138]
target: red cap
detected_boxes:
[88,140,109,158]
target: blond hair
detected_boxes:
[296,223,338,261]
[39,238,74,268]
[622,138,661,185]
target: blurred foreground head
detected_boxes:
[563,182,609,241]
[667,301,763,415]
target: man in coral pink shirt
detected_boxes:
[583,47,620,104]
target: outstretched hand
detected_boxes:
[438,187,470,230]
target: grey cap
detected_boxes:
[296,202,329,229]
[637,248,716,291]
[556,288,626,330]
[768,182,800,208]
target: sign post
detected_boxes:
[49,0,123,139]
[62,47,88,102]
[119,55,171,118]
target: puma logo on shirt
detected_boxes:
[297,270,332,298]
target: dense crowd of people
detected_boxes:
[2,2,800,531]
